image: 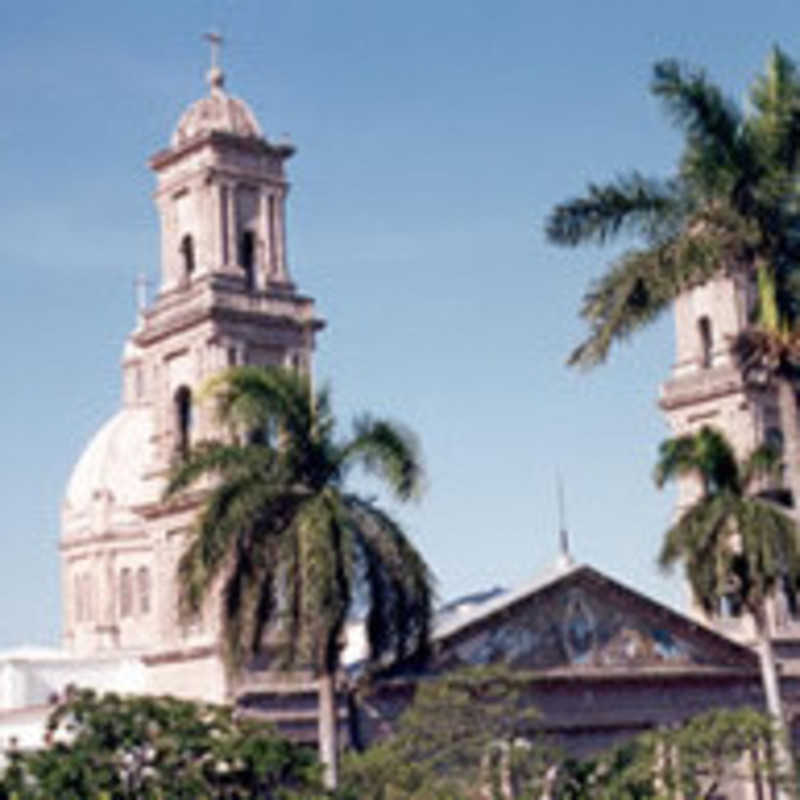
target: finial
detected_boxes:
[204,31,225,90]
[556,471,574,569]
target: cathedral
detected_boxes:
[1,47,324,739]
[3,42,800,799]
[59,45,322,700]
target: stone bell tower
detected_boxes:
[139,43,322,468]
[659,273,781,511]
[659,273,795,640]
[60,40,323,699]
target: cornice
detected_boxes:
[150,131,294,172]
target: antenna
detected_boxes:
[556,471,573,568]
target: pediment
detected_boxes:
[431,564,757,674]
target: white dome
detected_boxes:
[64,407,160,519]
[171,70,262,149]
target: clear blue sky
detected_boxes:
[2,0,799,648]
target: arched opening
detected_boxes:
[180,234,195,280]
[239,230,256,291]
[174,386,192,459]
[119,568,133,619]
[698,316,713,368]
[137,566,151,615]
[74,574,83,624]
[83,574,93,622]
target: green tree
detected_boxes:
[670,707,781,799]
[338,666,555,800]
[551,707,779,799]
[0,688,323,799]
[654,426,800,794]
[164,365,433,789]
[546,48,800,504]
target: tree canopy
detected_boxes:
[0,689,323,800]
[546,47,800,368]
[164,365,434,788]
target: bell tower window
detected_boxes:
[119,568,133,618]
[174,386,192,458]
[137,566,151,615]
[180,234,195,281]
[74,575,83,624]
[698,316,713,369]
[239,230,256,291]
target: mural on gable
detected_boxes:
[434,582,727,672]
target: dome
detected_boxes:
[171,68,262,149]
[64,407,160,519]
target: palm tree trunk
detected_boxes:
[754,608,794,799]
[317,669,339,790]
[777,377,800,521]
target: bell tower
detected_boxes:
[659,274,795,641]
[61,41,322,691]
[659,273,780,511]
[132,41,323,468]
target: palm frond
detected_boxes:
[166,364,431,683]
[568,231,723,367]
[545,173,681,247]
[339,416,424,501]
[741,441,784,489]
[652,59,749,193]
[177,475,297,618]
[163,440,275,499]
[749,46,800,174]
[656,426,800,618]
[653,434,700,489]
[658,493,738,613]
[293,492,353,672]
[220,540,276,670]
[204,365,316,449]
[345,495,434,667]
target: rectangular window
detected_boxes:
[120,568,133,618]
[138,567,151,615]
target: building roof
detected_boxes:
[431,560,758,670]
[171,68,263,149]
[63,406,159,520]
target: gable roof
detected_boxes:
[433,561,758,670]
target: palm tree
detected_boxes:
[546,49,800,502]
[654,425,800,796]
[163,365,434,789]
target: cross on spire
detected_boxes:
[204,31,223,69]
[203,31,225,90]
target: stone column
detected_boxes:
[227,182,238,271]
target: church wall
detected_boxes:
[673,275,750,377]
[143,651,228,705]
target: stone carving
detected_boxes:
[441,582,704,672]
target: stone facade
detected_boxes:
[59,60,322,697]
[361,563,797,799]
[4,47,799,800]
[659,273,781,511]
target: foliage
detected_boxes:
[0,688,324,800]
[670,707,780,798]
[164,365,433,677]
[546,47,800,367]
[654,426,800,619]
[337,666,556,800]
[551,707,781,799]
[337,667,783,800]
[165,365,433,787]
